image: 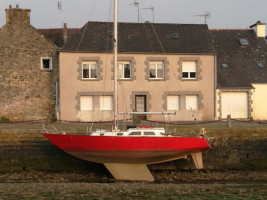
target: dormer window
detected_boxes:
[238,39,249,46]
[222,64,229,69]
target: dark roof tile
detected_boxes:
[62,21,215,54]
[39,28,80,47]
[210,29,267,88]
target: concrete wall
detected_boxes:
[60,52,215,122]
[0,8,59,122]
[0,126,266,172]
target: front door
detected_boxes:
[135,95,147,120]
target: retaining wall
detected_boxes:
[0,126,266,173]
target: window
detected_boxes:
[149,61,164,79]
[100,96,113,110]
[171,33,179,39]
[222,64,229,69]
[186,95,198,110]
[257,63,264,68]
[118,61,131,79]
[41,57,52,70]
[167,96,179,110]
[182,61,197,79]
[80,96,93,111]
[129,132,141,136]
[82,61,98,79]
[238,39,249,46]
[144,132,155,136]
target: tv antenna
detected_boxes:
[58,1,64,28]
[142,6,154,23]
[130,1,140,23]
[194,11,211,24]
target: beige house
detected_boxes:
[211,21,267,120]
[59,22,216,122]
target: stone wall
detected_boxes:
[0,8,59,122]
[0,126,266,173]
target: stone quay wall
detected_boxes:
[0,126,266,173]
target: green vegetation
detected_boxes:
[0,116,10,123]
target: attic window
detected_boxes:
[108,31,113,37]
[222,64,229,69]
[238,39,249,46]
[171,33,179,39]
[257,63,264,68]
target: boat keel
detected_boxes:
[191,152,203,169]
[104,163,155,182]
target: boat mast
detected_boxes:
[113,0,118,131]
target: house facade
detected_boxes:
[0,6,80,122]
[0,6,59,121]
[59,22,216,122]
[211,21,267,120]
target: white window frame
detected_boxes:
[80,96,93,111]
[100,96,113,111]
[167,96,179,110]
[186,95,198,110]
[182,61,197,79]
[149,61,164,79]
[41,57,52,70]
[82,61,98,79]
[118,61,131,79]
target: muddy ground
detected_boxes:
[0,170,266,199]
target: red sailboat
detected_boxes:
[43,0,210,182]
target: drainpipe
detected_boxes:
[214,53,217,120]
[56,78,60,120]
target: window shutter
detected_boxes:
[100,96,113,110]
[186,95,198,110]
[80,96,93,110]
[182,61,196,72]
[167,96,179,110]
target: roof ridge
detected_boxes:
[38,28,80,30]
[85,21,207,26]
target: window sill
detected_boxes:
[41,68,53,71]
[82,78,99,81]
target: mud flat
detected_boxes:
[0,170,266,199]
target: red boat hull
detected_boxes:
[43,134,210,164]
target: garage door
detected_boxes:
[221,92,248,119]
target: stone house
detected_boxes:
[0,6,79,122]
[59,21,216,122]
[211,21,267,120]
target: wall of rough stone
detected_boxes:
[0,126,266,173]
[0,8,59,122]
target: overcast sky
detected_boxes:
[0,0,267,30]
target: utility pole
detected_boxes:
[194,11,211,24]
[130,1,140,23]
[142,6,154,23]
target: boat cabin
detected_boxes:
[90,127,167,137]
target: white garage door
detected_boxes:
[221,92,248,119]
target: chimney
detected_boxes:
[63,23,68,45]
[5,5,31,25]
[250,21,266,37]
